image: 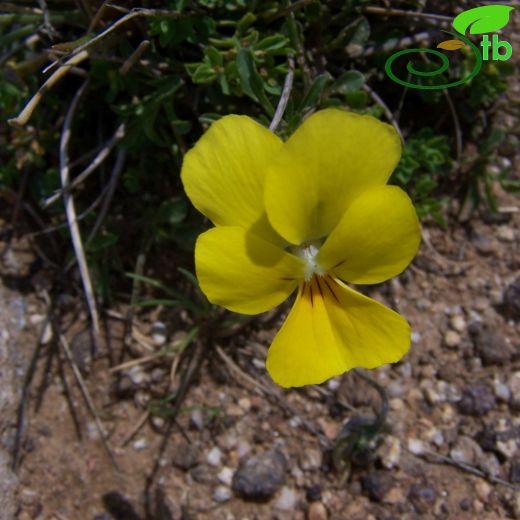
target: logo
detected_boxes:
[385,5,515,90]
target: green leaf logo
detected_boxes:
[453,5,515,35]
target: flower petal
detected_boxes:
[264,109,402,245]
[195,226,304,315]
[181,115,284,244]
[317,185,421,284]
[266,276,410,387]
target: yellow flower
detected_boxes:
[181,109,421,388]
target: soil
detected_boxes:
[1,186,519,520]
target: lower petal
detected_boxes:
[196,226,304,315]
[266,276,410,387]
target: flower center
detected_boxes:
[297,243,326,282]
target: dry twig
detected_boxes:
[269,57,295,132]
[59,81,101,339]
[58,332,119,468]
[8,50,89,127]
[43,124,126,207]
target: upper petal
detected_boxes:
[317,185,421,284]
[181,115,284,245]
[195,226,305,315]
[266,276,411,387]
[264,109,402,245]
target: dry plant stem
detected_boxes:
[120,39,150,75]
[44,123,126,207]
[58,332,119,469]
[8,49,88,127]
[87,149,126,243]
[363,84,404,143]
[88,0,111,33]
[59,7,182,62]
[413,447,520,491]
[11,305,54,470]
[269,57,295,132]
[119,409,149,447]
[364,6,452,22]
[60,81,101,339]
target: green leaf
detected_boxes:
[453,5,515,35]
[157,197,188,225]
[236,47,263,101]
[330,70,364,95]
[236,48,274,115]
[298,74,330,112]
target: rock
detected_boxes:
[407,438,428,456]
[475,481,491,503]
[450,314,467,332]
[213,485,232,503]
[450,436,483,465]
[379,436,401,469]
[132,438,148,451]
[300,448,322,471]
[503,277,520,319]
[305,485,322,502]
[217,466,234,487]
[274,487,298,511]
[206,446,223,467]
[384,487,405,505]
[444,330,461,348]
[469,323,514,365]
[308,501,328,520]
[151,321,167,345]
[232,449,287,500]
[361,471,393,502]
[479,453,501,478]
[237,440,251,458]
[171,441,199,471]
[494,378,511,402]
[190,408,205,431]
[472,233,495,256]
[408,483,437,514]
[457,383,496,416]
[497,225,515,242]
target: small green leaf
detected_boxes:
[236,47,274,115]
[330,70,365,95]
[236,47,263,100]
[298,74,330,111]
[453,5,515,35]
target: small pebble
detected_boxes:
[308,501,328,520]
[274,487,298,511]
[379,436,401,469]
[217,467,234,487]
[444,330,461,348]
[151,321,167,345]
[132,438,148,451]
[232,449,287,500]
[494,379,511,402]
[207,447,223,467]
[450,436,483,465]
[213,485,232,503]
[458,383,496,416]
[450,315,466,332]
[407,438,428,455]
[190,408,205,431]
[497,225,515,242]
